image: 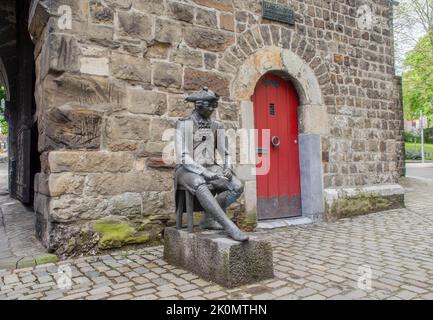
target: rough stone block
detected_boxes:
[153,62,182,89]
[192,0,233,12]
[80,57,110,76]
[42,104,103,151]
[147,42,171,59]
[106,114,151,141]
[45,34,81,75]
[168,1,194,22]
[184,26,234,52]
[84,169,173,195]
[170,45,203,68]
[220,13,235,32]
[155,18,182,45]
[204,53,217,70]
[149,117,176,142]
[50,195,109,223]
[48,151,134,173]
[184,68,230,97]
[36,173,85,197]
[126,87,167,115]
[89,0,114,24]
[196,7,217,27]
[41,74,125,109]
[111,52,151,84]
[132,0,164,14]
[117,10,152,41]
[298,104,330,135]
[324,184,405,221]
[168,94,193,117]
[164,228,274,288]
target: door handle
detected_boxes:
[271,136,281,148]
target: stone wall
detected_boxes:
[29,0,404,256]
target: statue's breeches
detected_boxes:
[175,165,243,200]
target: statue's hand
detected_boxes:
[202,170,219,181]
[223,168,233,181]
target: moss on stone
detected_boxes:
[234,209,257,232]
[94,221,150,249]
[326,192,405,222]
[14,254,59,269]
[180,212,204,226]
[15,258,37,269]
[35,254,59,265]
[245,210,257,226]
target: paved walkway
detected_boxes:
[1,176,433,300]
[0,163,48,270]
[406,162,433,180]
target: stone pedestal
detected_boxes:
[163,227,274,288]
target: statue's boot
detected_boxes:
[200,190,237,230]
[216,190,240,210]
[199,214,223,230]
[195,185,249,242]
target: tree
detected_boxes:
[394,0,433,74]
[0,86,8,135]
[402,30,433,122]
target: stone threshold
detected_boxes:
[256,216,314,230]
[0,254,59,271]
[324,183,405,204]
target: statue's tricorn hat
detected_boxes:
[185,87,219,102]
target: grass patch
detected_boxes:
[406,143,433,160]
[35,254,59,265]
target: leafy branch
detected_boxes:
[0,86,8,136]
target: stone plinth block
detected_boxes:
[163,227,274,288]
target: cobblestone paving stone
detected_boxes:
[1,176,433,300]
[0,163,47,269]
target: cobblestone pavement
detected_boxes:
[1,176,433,300]
[0,163,48,269]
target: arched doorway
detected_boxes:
[0,0,39,205]
[252,73,302,220]
[231,46,329,222]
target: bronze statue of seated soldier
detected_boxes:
[174,87,249,242]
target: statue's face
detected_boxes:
[196,100,218,119]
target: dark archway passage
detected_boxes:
[0,0,46,266]
[0,0,40,206]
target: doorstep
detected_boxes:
[256,216,314,230]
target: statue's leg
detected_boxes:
[216,176,244,211]
[200,176,243,230]
[199,212,224,230]
[195,184,249,242]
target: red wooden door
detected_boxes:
[253,74,302,220]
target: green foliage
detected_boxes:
[402,31,433,123]
[405,128,433,144]
[404,131,420,143]
[0,86,8,135]
[405,143,433,160]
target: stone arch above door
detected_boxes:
[230,45,329,136]
[231,46,323,106]
[225,40,329,223]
